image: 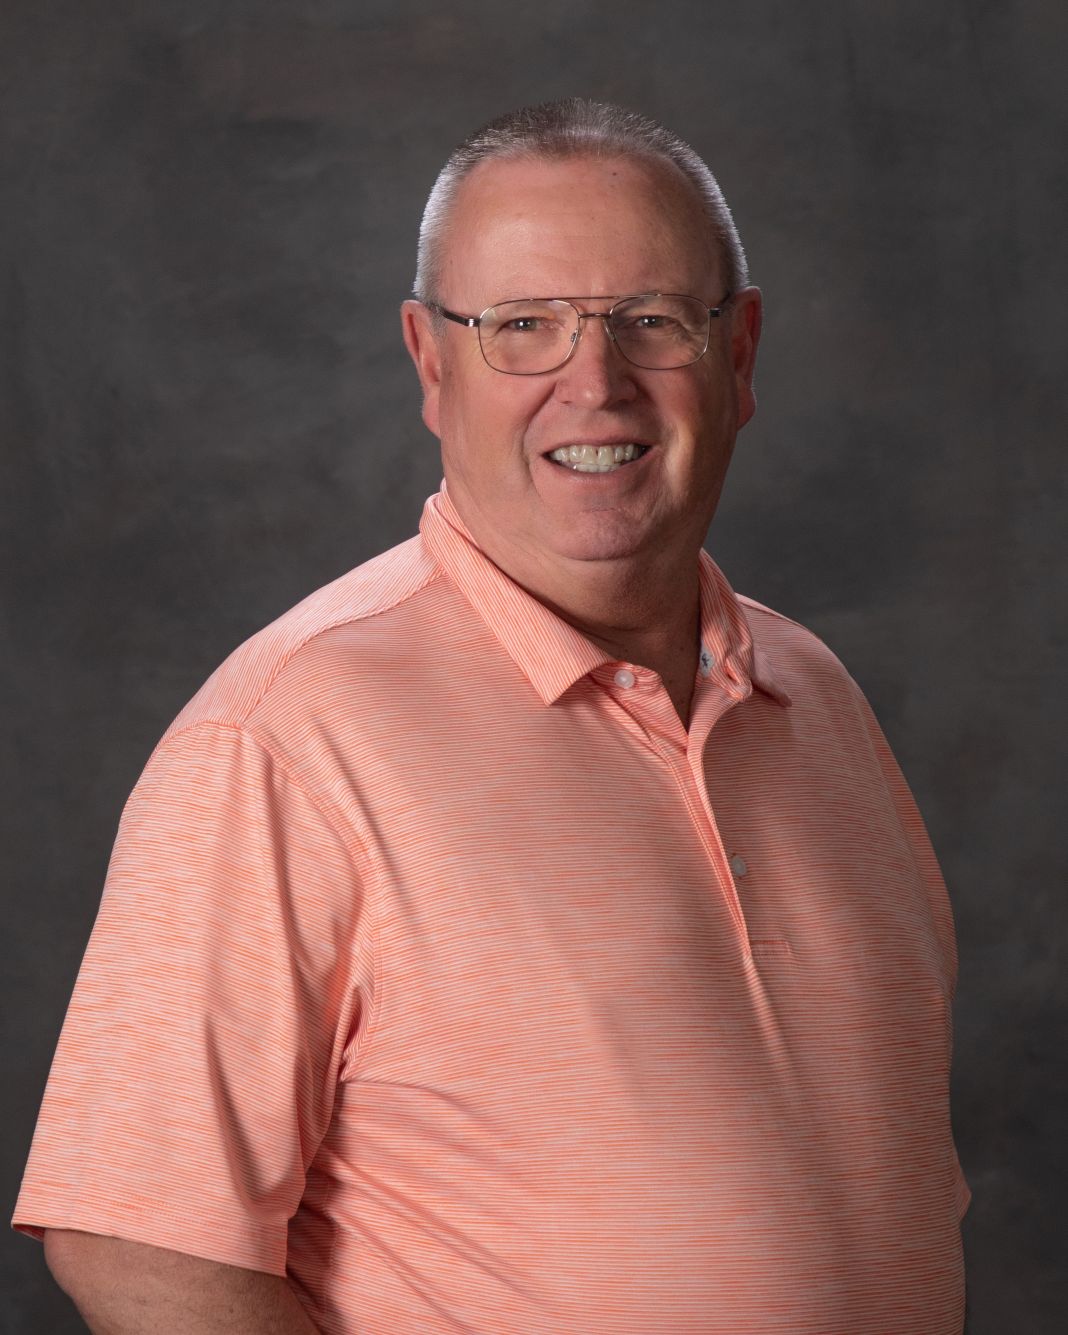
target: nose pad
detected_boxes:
[555,313,637,403]
[572,313,619,356]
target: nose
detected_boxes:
[552,311,638,408]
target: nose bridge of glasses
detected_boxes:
[573,308,620,349]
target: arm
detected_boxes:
[14,726,370,1320]
[44,1230,321,1335]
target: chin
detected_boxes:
[549,520,657,565]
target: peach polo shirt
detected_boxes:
[15,486,970,1334]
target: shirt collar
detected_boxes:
[697,552,793,707]
[419,485,791,709]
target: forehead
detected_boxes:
[441,153,718,302]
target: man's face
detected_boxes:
[402,154,761,581]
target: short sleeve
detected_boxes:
[12,722,370,1274]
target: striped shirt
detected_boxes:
[15,485,970,1333]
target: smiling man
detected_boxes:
[16,100,969,1334]
[402,150,758,725]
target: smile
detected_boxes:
[546,444,650,473]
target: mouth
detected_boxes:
[545,443,651,474]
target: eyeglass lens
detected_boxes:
[478,296,711,373]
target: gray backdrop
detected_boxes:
[3,2,1065,1331]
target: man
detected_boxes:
[15,98,970,1333]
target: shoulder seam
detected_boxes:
[243,558,444,722]
[146,719,373,877]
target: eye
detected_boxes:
[502,316,543,333]
[640,313,685,331]
[617,312,681,333]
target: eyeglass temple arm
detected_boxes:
[424,302,480,328]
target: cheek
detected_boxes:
[437,347,555,471]
[438,372,486,460]
[687,363,736,433]
[439,385,532,487]
[653,377,715,445]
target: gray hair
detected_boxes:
[414,97,749,307]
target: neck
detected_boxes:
[567,580,702,727]
[461,519,704,726]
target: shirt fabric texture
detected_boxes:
[15,486,971,1334]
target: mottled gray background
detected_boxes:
[3,1,1065,1331]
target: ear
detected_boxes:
[401,299,443,438]
[728,286,763,430]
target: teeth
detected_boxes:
[547,444,646,472]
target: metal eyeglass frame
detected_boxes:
[422,292,733,375]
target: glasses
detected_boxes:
[425,292,732,375]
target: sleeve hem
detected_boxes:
[11,1193,288,1277]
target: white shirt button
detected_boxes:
[613,668,636,689]
[730,854,747,877]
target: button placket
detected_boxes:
[598,669,753,948]
[682,689,756,948]
[601,663,688,750]
[627,685,749,946]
